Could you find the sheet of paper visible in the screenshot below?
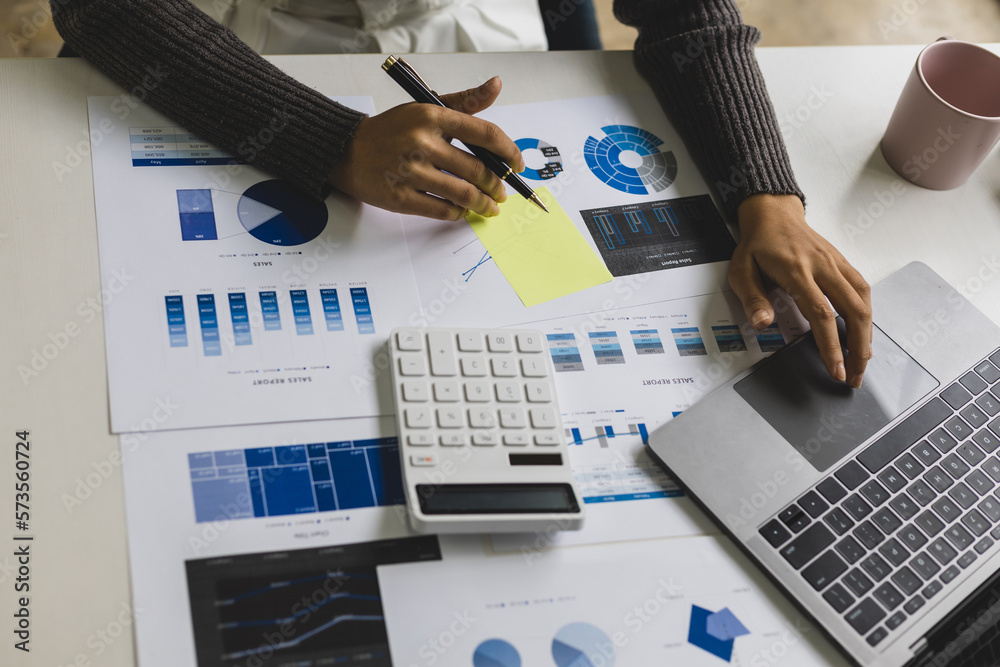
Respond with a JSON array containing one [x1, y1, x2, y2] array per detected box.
[[120, 416, 441, 667], [403, 93, 736, 329], [87, 96, 422, 432], [467, 186, 613, 306], [378, 536, 849, 666]]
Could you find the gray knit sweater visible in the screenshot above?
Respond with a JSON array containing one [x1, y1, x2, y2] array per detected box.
[[50, 0, 804, 218]]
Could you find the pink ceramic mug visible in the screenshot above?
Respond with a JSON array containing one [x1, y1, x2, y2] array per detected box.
[[881, 39, 1000, 189]]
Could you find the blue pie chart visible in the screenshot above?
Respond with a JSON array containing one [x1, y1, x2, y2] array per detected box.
[[237, 179, 328, 246], [551, 622, 615, 667], [472, 639, 521, 667], [583, 125, 677, 195]]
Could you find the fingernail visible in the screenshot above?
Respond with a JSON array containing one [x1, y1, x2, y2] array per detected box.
[[850, 373, 863, 389], [750, 310, 770, 328], [835, 362, 846, 382], [497, 190, 507, 203], [489, 203, 500, 217]]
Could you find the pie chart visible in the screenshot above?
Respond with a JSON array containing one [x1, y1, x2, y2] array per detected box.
[[472, 638, 521, 667], [237, 179, 328, 246], [583, 125, 677, 195], [551, 622, 615, 667]]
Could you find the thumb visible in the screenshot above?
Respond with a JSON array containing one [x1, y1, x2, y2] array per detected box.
[[439, 76, 502, 115], [728, 251, 774, 330]]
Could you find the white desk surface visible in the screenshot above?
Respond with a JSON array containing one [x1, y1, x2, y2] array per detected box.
[[3, 45, 1000, 666]]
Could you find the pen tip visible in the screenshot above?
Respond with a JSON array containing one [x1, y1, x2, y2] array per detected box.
[[530, 193, 549, 213]]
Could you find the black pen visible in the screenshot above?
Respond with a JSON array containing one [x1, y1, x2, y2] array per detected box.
[[382, 55, 548, 214]]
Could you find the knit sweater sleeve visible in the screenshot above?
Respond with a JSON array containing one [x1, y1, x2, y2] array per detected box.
[[50, 0, 366, 200], [613, 0, 804, 219]]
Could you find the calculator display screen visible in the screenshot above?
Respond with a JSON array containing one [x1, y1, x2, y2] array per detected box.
[[416, 483, 581, 515]]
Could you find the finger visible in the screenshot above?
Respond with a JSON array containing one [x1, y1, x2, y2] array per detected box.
[[390, 187, 468, 221], [433, 143, 508, 203], [818, 262, 873, 388], [439, 76, 502, 115], [792, 282, 846, 383], [438, 109, 525, 173], [407, 164, 500, 218], [728, 249, 774, 329]]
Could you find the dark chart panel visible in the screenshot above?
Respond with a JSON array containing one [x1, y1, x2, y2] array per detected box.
[[581, 195, 735, 277], [186, 536, 441, 667]]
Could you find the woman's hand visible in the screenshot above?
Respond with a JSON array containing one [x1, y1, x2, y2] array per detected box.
[[328, 76, 523, 221], [729, 194, 873, 388]]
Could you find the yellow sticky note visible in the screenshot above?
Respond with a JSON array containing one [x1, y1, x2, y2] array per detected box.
[[467, 187, 613, 307]]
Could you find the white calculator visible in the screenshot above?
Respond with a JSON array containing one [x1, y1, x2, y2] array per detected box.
[[388, 327, 585, 534]]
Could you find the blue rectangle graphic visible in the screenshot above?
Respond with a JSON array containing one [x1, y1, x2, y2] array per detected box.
[[227, 293, 252, 346], [350, 287, 375, 335], [320, 288, 344, 332], [289, 290, 313, 336], [165, 295, 188, 347], [196, 294, 222, 356]]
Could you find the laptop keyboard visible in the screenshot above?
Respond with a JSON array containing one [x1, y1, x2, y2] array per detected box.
[[759, 349, 1000, 649]]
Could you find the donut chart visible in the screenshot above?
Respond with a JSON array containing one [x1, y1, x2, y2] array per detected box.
[[583, 125, 677, 195], [237, 179, 328, 246], [551, 622, 615, 667], [473, 639, 521, 667], [514, 137, 563, 181]]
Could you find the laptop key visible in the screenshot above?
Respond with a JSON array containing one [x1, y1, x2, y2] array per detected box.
[[844, 494, 874, 521], [823, 507, 855, 535], [843, 568, 875, 596], [779, 505, 811, 533], [975, 537, 994, 554], [976, 395, 1000, 419], [944, 524, 974, 550], [923, 580, 944, 599], [858, 398, 951, 473], [966, 470, 994, 496], [860, 480, 890, 507], [973, 428, 1000, 453], [942, 383, 974, 410], [904, 596, 926, 614], [915, 510, 945, 537], [891, 566, 923, 596], [957, 441, 986, 467], [940, 565, 960, 583], [976, 360, 1000, 384], [978, 497, 1000, 522], [846, 598, 886, 635], [861, 553, 892, 581], [873, 507, 902, 535], [854, 521, 885, 549], [802, 551, 848, 591], [924, 466, 954, 493], [886, 611, 907, 630], [780, 523, 836, 569], [990, 416, 1000, 439], [890, 494, 919, 520], [929, 538, 959, 565], [989, 350, 1000, 372], [823, 583, 855, 613], [961, 404, 989, 430], [930, 496, 962, 523], [958, 551, 977, 569], [817, 477, 848, 504], [836, 461, 870, 490], [898, 523, 929, 551], [945, 415, 974, 441], [879, 467, 908, 493], [984, 456, 1000, 481], [874, 582, 905, 610], [961, 371, 989, 395], [941, 454, 970, 480], [879, 538, 909, 567], [797, 490, 829, 518], [835, 535, 865, 564], [907, 479, 936, 506], [928, 428, 958, 454], [950, 482, 977, 509], [910, 552, 941, 580], [759, 519, 792, 548], [992, 525, 1000, 540], [897, 453, 925, 479], [961, 509, 990, 537], [912, 440, 942, 465], [866, 626, 889, 647]]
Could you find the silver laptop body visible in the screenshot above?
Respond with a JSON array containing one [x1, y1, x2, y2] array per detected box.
[[650, 261, 1000, 667]]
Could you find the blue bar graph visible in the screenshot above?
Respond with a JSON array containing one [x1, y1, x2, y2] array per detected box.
[[228, 293, 252, 346], [177, 189, 218, 241], [653, 206, 679, 236], [188, 437, 404, 523], [196, 294, 222, 356], [259, 291, 281, 331], [320, 288, 344, 332], [589, 331, 625, 365], [289, 290, 313, 336], [547, 333, 584, 372], [630, 329, 664, 355], [671, 327, 707, 357], [756, 325, 785, 353], [350, 287, 375, 335], [712, 324, 747, 352], [165, 295, 188, 347]]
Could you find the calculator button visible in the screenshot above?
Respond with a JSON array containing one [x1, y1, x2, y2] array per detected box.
[[396, 329, 423, 351], [427, 330, 458, 376], [407, 434, 434, 447], [487, 331, 514, 352], [521, 358, 548, 377], [495, 381, 522, 403], [503, 433, 529, 446], [529, 407, 558, 429], [440, 434, 466, 447], [469, 407, 497, 429], [401, 380, 429, 402], [516, 332, 544, 353], [499, 407, 528, 428], [433, 381, 460, 402], [491, 357, 518, 377], [457, 331, 484, 352], [404, 407, 432, 428], [436, 408, 463, 428], [410, 454, 436, 467], [525, 381, 553, 403], [460, 357, 488, 376], [464, 382, 490, 402], [471, 431, 498, 446], [535, 433, 561, 446], [399, 355, 427, 376]]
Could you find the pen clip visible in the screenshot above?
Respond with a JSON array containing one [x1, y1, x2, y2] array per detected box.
[[394, 57, 436, 96]]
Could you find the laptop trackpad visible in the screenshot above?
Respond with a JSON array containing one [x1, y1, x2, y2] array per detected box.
[[734, 323, 939, 473]]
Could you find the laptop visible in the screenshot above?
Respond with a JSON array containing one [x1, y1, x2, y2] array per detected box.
[[649, 261, 1000, 667]]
